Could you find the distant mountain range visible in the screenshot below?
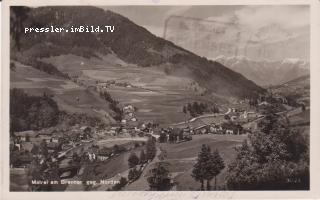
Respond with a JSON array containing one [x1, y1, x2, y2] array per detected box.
[[212, 56, 309, 87], [11, 6, 265, 99], [165, 16, 309, 62]]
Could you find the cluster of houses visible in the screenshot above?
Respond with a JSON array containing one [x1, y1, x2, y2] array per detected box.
[[10, 125, 94, 168], [96, 80, 134, 91], [97, 120, 158, 138], [121, 104, 138, 123], [192, 122, 245, 135], [224, 107, 260, 124]]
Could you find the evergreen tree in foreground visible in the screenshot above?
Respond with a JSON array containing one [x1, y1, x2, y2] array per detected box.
[[147, 162, 172, 191], [192, 144, 210, 190], [209, 149, 225, 190], [192, 145, 225, 190]]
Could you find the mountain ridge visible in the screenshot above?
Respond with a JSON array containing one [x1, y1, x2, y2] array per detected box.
[[11, 6, 265, 99]]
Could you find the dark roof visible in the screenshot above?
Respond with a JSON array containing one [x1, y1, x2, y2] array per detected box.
[[14, 130, 38, 138]]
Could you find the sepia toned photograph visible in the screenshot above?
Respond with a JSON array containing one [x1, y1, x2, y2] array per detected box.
[[8, 4, 310, 192]]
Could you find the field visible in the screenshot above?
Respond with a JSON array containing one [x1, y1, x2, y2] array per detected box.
[[42, 54, 226, 125], [159, 134, 246, 190], [10, 61, 115, 124]]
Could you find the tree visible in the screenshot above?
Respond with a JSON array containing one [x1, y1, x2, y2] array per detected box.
[[147, 162, 172, 191], [112, 177, 128, 191], [183, 105, 187, 114], [178, 130, 184, 141], [209, 149, 225, 190], [128, 152, 139, 168], [39, 139, 48, 158], [224, 115, 230, 120], [225, 113, 309, 190], [72, 152, 81, 164], [139, 150, 146, 164], [191, 144, 211, 190], [146, 137, 157, 161], [168, 131, 175, 143], [158, 131, 168, 143], [128, 167, 140, 181]]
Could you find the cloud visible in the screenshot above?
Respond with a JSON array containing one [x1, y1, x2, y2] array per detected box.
[[234, 5, 309, 31], [206, 5, 309, 32], [203, 5, 309, 45]]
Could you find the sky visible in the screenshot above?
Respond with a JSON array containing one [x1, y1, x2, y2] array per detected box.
[[101, 5, 310, 61], [102, 5, 309, 38]]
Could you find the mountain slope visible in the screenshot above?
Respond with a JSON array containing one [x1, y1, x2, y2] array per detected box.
[[270, 74, 310, 107], [11, 6, 265, 99]]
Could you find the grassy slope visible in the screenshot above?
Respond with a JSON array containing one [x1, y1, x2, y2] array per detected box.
[[10, 61, 115, 124], [159, 134, 246, 190]]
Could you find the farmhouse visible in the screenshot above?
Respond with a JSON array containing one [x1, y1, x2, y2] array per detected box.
[[14, 130, 38, 142], [209, 124, 223, 133], [193, 125, 209, 135], [225, 129, 234, 134]]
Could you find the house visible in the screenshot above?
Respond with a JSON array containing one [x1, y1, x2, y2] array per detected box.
[[20, 142, 34, 153], [241, 111, 258, 119], [123, 105, 134, 114], [51, 137, 60, 143], [225, 129, 234, 134], [193, 125, 209, 135], [108, 127, 120, 135], [14, 130, 38, 142], [38, 135, 52, 143], [131, 117, 137, 122], [97, 155, 109, 161], [87, 152, 96, 161], [259, 101, 270, 106], [47, 142, 60, 151], [209, 124, 223, 133]]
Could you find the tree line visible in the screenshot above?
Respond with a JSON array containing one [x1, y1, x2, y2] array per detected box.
[[99, 90, 123, 121], [183, 101, 219, 118], [10, 88, 104, 134]]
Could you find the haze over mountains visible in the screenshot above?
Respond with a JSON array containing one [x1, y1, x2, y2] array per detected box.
[[12, 6, 265, 99], [213, 56, 309, 86], [161, 6, 309, 62]]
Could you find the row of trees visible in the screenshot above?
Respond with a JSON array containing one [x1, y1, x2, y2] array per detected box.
[[192, 145, 225, 190], [128, 150, 147, 168], [158, 128, 185, 143], [128, 138, 156, 167], [99, 90, 123, 121], [183, 102, 219, 117]]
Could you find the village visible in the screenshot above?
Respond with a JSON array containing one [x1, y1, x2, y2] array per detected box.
[[10, 87, 291, 187], [10, 66, 309, 191]]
